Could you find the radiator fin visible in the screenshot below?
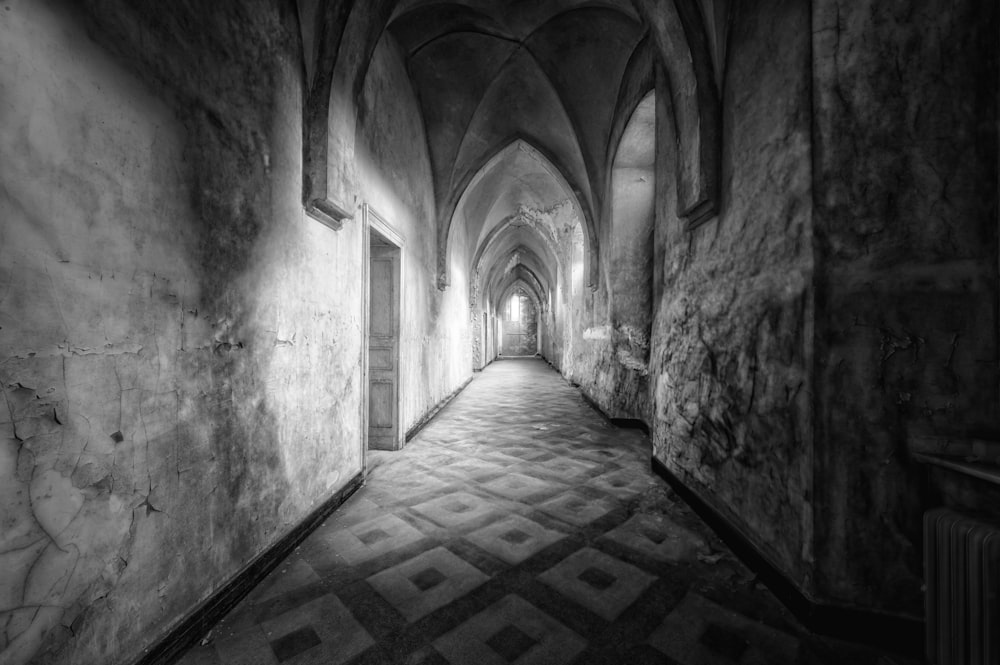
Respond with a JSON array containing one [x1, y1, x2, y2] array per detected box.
[[925, 508, 1000, 665]]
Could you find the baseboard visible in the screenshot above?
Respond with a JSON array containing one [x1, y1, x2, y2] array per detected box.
[[404, 375, 473, 442], [649, 456, 924, 659], [609, 417, 649, 434], [132, 472, 364, 665], [577, 387, 650, 434]]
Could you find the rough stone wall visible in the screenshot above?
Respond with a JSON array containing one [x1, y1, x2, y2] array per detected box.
[[649, 0, 815, 590], [0, 2, 470, 664], [354, 32, 472, 432], [811, 0, 999, 614], [555, 200, 652, 421]]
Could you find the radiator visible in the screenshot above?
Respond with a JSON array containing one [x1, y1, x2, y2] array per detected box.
[[925, 508, 1000, 665]]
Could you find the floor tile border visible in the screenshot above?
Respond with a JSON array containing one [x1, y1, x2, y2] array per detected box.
[[132, 472, 365, 665]]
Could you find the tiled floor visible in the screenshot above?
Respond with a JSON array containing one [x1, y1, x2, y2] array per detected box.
[[177, 359, 907, 665]]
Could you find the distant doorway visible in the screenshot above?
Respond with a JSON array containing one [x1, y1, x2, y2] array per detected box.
[[501, 288, 537, 356], [365, 206, 403, 451]]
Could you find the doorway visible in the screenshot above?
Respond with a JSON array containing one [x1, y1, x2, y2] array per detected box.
[[365, 205, 403, 451], [501, 288, 538, 356]]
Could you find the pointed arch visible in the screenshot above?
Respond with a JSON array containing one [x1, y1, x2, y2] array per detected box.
[[607, 90, 655, 360], [482, 248, 552, 311], [440, 138, 597, 291], [496, 276, 544, 319], [471, 222, 559, 306], [631, 0, 721, 226]]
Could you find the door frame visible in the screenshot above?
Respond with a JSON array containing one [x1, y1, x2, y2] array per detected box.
[[361, 203, 405, 471]]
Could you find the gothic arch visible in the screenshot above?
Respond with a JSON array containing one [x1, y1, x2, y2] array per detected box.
[[442, 138, 596, 290]]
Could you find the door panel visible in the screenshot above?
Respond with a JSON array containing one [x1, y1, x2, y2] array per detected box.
[[368, 245, 400, 450], [369, 381, 394, 429], [369, 348, 393, 370]]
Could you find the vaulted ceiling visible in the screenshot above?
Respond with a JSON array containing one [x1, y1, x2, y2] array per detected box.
[[302, 0, 724, 303], [386, 1, 648, 298]]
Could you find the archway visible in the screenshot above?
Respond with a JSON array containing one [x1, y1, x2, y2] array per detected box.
[[443, 139, 595, 291], [499, 285, 540, 357], [608, 90, 655, 369]]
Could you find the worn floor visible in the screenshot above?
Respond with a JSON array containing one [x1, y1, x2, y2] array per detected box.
[[177, 359, 904, 665]]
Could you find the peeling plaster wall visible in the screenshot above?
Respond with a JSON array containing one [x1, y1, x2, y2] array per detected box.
[[811, 0, 999, 614], [0, 2, 370, 663], [354, 32, 472, 435], [648, 0, 815, 595]]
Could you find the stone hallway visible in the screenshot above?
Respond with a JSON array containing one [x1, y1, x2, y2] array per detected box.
[[175, 359, 905, 665]]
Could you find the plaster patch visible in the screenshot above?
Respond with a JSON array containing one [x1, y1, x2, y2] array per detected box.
[[29, 470, 84, 544], [583, 326, 610, 340]]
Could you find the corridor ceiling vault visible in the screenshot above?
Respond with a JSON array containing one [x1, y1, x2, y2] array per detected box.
[[299, 0, 726, 290]]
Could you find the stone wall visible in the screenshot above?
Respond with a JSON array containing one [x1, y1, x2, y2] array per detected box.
[[648, 0, 815, 592], [811, 0, 999, 613], [0, 2, 470, 664], [553, 197, 653, 421], [643, 0, 997, 620]]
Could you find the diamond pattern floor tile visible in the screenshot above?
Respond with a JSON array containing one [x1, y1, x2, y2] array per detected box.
[[601, 513, 710, 563], [260, 593, 373, 665], [411, 491, 504, 529], [648, 592, 800, 665], [465, 513, 565, 565], [366, 546, 489, 622], [538, 547, 657, 621], [319, 513, 426, 565], [536, 489, 616, 526], [433, 594, 586, 665], [177, 359, 908, 665], [480, 472, 566, 502]]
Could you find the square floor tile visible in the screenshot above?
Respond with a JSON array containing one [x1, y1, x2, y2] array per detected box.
[[318, 513, 426, 565], [536, 490, 615, 526], [498, 447, 552, 462], [587, 470, 656, 498], [317, 496, 384, 533], [269, 626, 321, 662], [601, 513, 709, 563], [482, 451, 529, 466], [366, 473, 451, 501], [410, 566, 449, 590], [215, 627, 279, 665], [534, 457, 601, 481], [647, 592, 799, 665], [441, 459, 508, 478], [575, 447, 630, 464], [433, 594, 586, 665], [250, 558, 321, 603], [538, 547, 656, 621], [412, 491, 503, 529], [480, 473, 563, 501], [259, 593, 374, 665], [465, 514, 565, 565], [366, 546, 489, 622], [485, 624, 537, 660]]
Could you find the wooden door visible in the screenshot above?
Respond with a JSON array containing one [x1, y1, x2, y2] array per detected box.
[[368, 240, 400, 450]]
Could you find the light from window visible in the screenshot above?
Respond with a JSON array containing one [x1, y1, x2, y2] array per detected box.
[[508, 292, 521, 322]]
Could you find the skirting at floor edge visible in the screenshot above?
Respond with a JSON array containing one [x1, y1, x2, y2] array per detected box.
[[405, 376, 474, 443], [131, 472, 365, 665], [649, 456, 924, 660]]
